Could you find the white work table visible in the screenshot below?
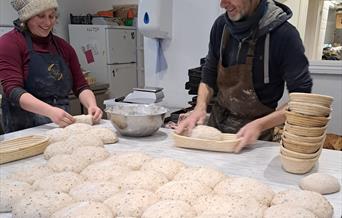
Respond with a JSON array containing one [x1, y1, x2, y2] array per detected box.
[[0, 120, 341, 218]]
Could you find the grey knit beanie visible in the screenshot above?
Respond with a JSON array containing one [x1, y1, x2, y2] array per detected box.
[[11, 0, 58, 21]]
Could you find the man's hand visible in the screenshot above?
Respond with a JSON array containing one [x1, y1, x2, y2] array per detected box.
[[87, 106, 103, 123], [175, 109, 207, 135], [48, 107, 75, 127], [235, 120, 264, 153]]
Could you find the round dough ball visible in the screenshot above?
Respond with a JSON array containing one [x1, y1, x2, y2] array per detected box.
[[193, 194, 265, 217], [65, 133, 104, 148], [74, 114, 93, 125], [271, 189, 333, 218], [299, 173, 340, 194], [264, 204, 317, 218], [104, 189, 159, 217], [12, 191, 74, 218], [214, 177, 274, 206], [80, 159, 131, 182], [72, 146, 110, 164], [51, 201, 113, 218], [156, 180, 211, 205], [89, 127, 118, 144], [120, 170, 168, 191], [69, 181, 120, 202], [6, 164, 53, 185], [174, 167, 226, 188], [65, 123, 92, 134], [190, 125, 222, 141], [45, 128, 70, 143], [108, 152, 152, 170], [142, 200, 196, 218], [0, 179, 33, 212], [44, 141, 80, 159], [47, 154, 90, 173], [33, 171, 86, 193], [141, 157, 186, 180]]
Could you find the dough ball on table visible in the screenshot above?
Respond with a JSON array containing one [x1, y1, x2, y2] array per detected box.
[[80, 159, 131, 182], [141, 157, 186, 180], [120, 170, 168, 191], [74, 114, 93, 125], [174, 167, 226, 188], [108, 152, 152, 170], [89, 127, 118, 144], [51, 201, 113, 218], [69, 181, 120, 202], [44, 141, 80, 160], [65, 133, 104, 148], [45, 127, 70, 143], [264, 204, 317, 218], [0, 179, 33, 212], [72, 146, 110, 164], [299, 173, 340, 194], [33, 171, 86, 193], [12, 190, 74, 218], [104, 189, 159, 217], [156, 180, 211, 205], [213, 177, 274, 206], [65, 123, 92, 134], [142, 200, 197, 218], [6, 164, 53, 185], [47, 154, 90, 173], [271, 189, 333, 218], [193, 194, 265, 217], [190, 125, 222, 141], [195, 214, 231, 218]]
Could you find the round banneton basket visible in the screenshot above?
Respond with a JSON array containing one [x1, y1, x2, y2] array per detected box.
[[285, 110, 330, 127], [280, 153, 319, 174], [284, 121, 327, 137], [282, 129, 325, 144], [289, 92, 333, 108], [288, 102, 331, 117], [280, 143, 322, 159], [281, 136, 322, 154]]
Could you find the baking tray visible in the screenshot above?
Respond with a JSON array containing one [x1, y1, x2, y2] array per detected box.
[[172, 132, 240, 152]]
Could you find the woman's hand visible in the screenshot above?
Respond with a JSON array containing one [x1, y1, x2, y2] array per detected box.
[[48, 107, 75, 127], [175, 109, 207, 135], [87, 106, 103, 123], [235, 120, 264, 153]]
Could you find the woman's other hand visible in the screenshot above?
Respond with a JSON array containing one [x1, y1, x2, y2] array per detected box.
[[48, 107, 75, 127], [87, 106, 103, 123]]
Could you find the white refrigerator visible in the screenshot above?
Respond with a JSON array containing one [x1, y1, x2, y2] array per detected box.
[[68, 24, 137, 98]]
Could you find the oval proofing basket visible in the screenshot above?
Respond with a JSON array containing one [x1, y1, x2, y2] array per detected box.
[[172, 132, 240, 152], [0, 135, 50, 164]]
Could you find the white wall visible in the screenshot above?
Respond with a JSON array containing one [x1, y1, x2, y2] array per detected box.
[[144, 0, 221, 108]]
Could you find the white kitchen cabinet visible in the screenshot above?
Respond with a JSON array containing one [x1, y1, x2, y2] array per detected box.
[[108, 64, 138, 98]]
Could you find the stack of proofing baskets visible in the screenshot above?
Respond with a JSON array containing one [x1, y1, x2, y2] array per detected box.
[[280, 92, 334, 174]]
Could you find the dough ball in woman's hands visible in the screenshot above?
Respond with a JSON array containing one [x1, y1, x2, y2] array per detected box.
[[73, 114, 93, 125], [190, 125, 222, 141]]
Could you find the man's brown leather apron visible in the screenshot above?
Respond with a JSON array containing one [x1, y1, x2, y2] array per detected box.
[[208, 25, 275, 141]]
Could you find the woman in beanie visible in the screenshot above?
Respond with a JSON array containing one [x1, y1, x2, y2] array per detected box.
[[0, 0, 103, 133]]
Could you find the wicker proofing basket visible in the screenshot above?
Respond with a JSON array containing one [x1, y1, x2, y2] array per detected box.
[[285, 110, 330, 127], [288, 101, 331, 117], [280, 153, 319, 174], [281, 135, 322, 154], [280, 142, 322, 159], [289, 92, 333, 108], [0, 135, 50, 164], [284, 121, 327, 137], [282, 129, 326, 144]]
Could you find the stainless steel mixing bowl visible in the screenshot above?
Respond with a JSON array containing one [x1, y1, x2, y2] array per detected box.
[[106, 103, 167, 137]]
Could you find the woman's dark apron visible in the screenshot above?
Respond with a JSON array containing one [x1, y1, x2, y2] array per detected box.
[[208, 25, 275, 141], [2, 32, 72, 133]]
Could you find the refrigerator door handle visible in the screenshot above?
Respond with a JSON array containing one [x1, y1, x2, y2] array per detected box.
[[112, 69, 116, 77]]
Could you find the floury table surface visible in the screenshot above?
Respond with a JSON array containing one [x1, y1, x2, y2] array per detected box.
[[0, 120, 341, 218]]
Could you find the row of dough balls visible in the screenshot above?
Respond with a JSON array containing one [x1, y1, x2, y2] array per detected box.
[[1, 152, 334, 218], [44, 123, 118, 160]]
